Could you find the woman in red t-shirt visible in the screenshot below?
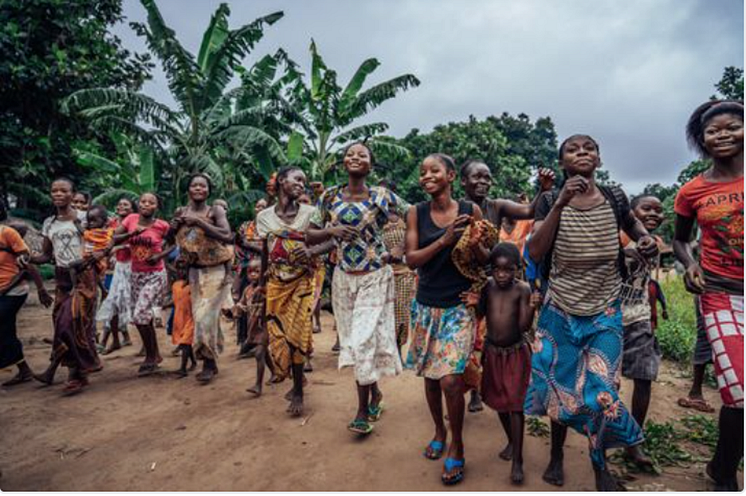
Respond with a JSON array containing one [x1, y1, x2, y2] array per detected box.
[[674, 100, 744, 491], [113, 193, 173, 376], [97, 197, 136, 353]]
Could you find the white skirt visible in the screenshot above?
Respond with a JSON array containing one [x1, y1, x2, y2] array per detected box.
[[96, 261, 133, 328], [332, 265, 402, 385]]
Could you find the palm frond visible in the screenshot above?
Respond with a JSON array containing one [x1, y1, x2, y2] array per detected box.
[[330, 122, 389, 148], [92, 189, 140, 208], [217, 125, 287, 165], [348, 74, 420, 122], [201, 11, 284, 110], [134, 0, 202, 116], [197, 3, 230, 72], [337, 58, 380, 118]]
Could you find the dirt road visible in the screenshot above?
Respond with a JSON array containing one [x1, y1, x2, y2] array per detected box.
[[0, 292, 732, 491]]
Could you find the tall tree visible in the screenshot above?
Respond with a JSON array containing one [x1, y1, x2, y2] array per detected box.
[[0, 0, 152, 217], [281, 40, 420, 183], [63, 0, 287, 213]]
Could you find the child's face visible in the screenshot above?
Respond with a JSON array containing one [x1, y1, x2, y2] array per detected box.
[[72, 193, 89, 211], [116, 199, 134, 218], [247, 263, 261, 283], [87, 210, 106, 229], [419, 157, 454, 196], [491, 256, 518, 288], [633, 197, 664, 232], [138, 194, 158, 217]]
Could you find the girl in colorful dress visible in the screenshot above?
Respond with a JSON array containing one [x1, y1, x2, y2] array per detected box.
[[97, 197, 136, 354], [113, 192, 171, 377], [307, 142, 405, 436], [525, 134, 657, 490], [171, 174, 234, 383], [257, 166, 323, 415], [674, 100, 743, 491], [405, 153, 484, 485]]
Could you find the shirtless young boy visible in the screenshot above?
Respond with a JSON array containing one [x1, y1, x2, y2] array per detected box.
[[464, 242, 539, 485]]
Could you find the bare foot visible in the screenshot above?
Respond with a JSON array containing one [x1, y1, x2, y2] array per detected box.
[[102, 343, 121, 355], [511, 460, 524, 485], [594, 466, 621, 491], [172, 369, 188, 379], [499, 443, 513, 461], [468, 392, 484, 413], [247, 384, 262, 397], [2, 370, 34, 387], [287, 394, 304, 417], [625, 445, 655, 472], [542, 455, 564, 486]]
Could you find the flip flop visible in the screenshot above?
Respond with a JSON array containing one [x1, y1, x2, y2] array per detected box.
[[347, 418, 374, 435], [137, 363, 159, 377], [424, 440, 445, 460], [367, 401, 385, 422], [677, 397, 716, 413], [442, 457, 465, 485], [2, 374, 33, 387]]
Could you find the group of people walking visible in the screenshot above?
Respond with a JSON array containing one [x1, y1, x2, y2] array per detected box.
[[0, 99, 742, 490]]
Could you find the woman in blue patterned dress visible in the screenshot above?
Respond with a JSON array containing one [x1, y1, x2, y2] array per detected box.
[[307, 142, 406, 436], [526, 134, 658, 490]]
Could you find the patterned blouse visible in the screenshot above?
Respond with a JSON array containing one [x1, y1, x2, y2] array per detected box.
[[310, 185, 409, 273]]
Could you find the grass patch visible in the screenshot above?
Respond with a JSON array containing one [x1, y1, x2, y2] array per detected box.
[[656, 277, 697, 363]]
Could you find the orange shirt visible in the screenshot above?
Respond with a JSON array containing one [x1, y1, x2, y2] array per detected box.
[[499, 219, 533, 255], [171, 280, 194, 346], [674, 174, 743, 280], [0, 226, 29, 291]]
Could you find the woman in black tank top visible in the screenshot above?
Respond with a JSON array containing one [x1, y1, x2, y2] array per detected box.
[[404, 153, 483, 486]]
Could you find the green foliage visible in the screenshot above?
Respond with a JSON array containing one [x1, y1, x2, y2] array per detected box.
[[656, 277, 697, 363], [526, 416, 550, 438], [280, 40, 421, 183], [680, 414, 718, 451], [63, 0, 287, 215], [712, 66, 744, 101], [0, 0, 152, 218], [640, 420, 693, 469], [375, 113, 559, 203]]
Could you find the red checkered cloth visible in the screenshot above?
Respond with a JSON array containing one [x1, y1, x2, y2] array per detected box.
[[701, 293, 744, 408]]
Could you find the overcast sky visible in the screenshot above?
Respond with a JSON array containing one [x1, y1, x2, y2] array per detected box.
[[115, 0, 744, 194]]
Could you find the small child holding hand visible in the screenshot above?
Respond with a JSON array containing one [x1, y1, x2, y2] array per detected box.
[[464, 242, 540, 486]]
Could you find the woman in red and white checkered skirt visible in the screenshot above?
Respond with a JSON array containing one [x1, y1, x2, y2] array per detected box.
[[673, 99, 744, 491]]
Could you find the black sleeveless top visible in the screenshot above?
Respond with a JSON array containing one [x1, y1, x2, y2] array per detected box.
[[415, 200, 474, 308]]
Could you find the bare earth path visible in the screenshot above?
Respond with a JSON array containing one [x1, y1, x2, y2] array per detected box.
[[0, 292, 734, 491]]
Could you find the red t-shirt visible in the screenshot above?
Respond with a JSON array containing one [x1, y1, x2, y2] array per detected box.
[[108, 217, 131, 263], [121, 214, 169, 272], [674, 174, 744, 280]]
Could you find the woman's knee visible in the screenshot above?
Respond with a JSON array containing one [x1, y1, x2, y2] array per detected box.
[[440, 375, 464, 396]]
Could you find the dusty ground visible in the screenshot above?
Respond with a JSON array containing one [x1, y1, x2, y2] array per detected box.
[[0, 291, 736, 491]]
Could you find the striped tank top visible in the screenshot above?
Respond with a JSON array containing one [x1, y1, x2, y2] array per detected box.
[[548, 200, 621, 316]]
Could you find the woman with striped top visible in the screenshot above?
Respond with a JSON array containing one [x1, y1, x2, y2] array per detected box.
[[525, 134, 658, 491]]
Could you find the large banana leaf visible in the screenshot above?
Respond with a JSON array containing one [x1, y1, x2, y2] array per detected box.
[[337, 58, 380, 118], [197, 3, 230, 73], [201, 11, 283, 111], [287, 131, 304, 162], [138, 147, 156, 192], [330, 122, 389, 148], [348, 74, 421, 122], [136, 0, 202, 117]]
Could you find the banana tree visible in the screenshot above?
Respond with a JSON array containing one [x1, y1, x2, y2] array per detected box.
[[282, 40, 421, 183], [62, 0, 288, 208]]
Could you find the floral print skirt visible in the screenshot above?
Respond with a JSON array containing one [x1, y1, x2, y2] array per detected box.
[[405, 301, 475, 380], [524, 299, 643, 469]]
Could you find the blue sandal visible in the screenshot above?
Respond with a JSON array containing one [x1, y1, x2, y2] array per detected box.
[[367, 401, 385, 422], [424, 440, 445, 460], [442, 457, 465, 485]]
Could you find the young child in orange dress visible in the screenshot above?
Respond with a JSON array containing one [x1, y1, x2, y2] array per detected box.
[[82, 205, 114, 278], [171, 257, 197, 377]]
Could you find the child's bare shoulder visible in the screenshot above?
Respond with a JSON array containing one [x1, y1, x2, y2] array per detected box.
[[515, 280, 531, 295]]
